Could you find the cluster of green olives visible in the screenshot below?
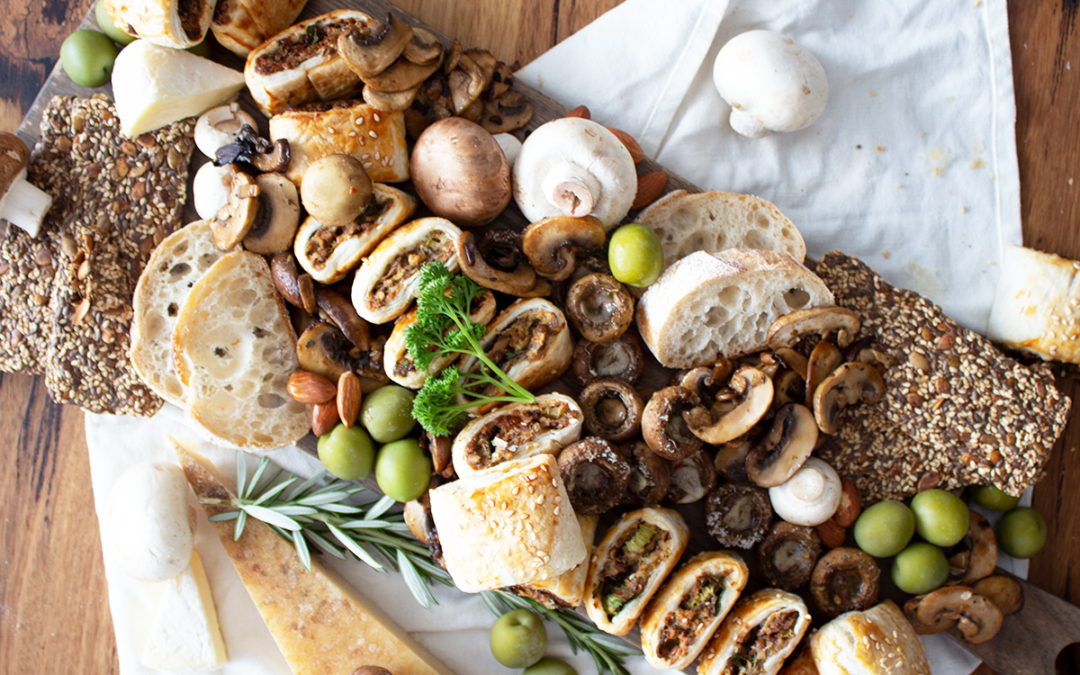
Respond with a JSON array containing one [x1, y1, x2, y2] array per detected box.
[[853, 486, 1047, 596], [489, 609, 577, 675], [316, 385, 432, 503]]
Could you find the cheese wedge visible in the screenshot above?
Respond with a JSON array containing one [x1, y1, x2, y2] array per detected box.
[[174, 439, 456, 675], [141, 550, 227, 672], [112, 40, 245, 137]]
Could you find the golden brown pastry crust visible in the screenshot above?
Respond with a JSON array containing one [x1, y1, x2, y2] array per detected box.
[[698, 589, 811, 675], [105, 0, 214, 48], [810, 601, 930, 675], [211, 0, 309, 56], [522, 514, 599, 608]]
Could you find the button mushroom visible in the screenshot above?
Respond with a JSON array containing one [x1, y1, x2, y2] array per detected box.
[[579, 379, 644, 442], [210, 170, 260, 249], [242, 172, 301, 254], [703, 483, 773, 549], [812, 362, 885, 435], [768, 457, 842, 527], [684, 366, 774, 445], [757, 521, 822, 591], [766, 306, 861, 350], [619, 440, 671, 508], [493, 133, 523, 170], [948, 510, 998, 586], [194, 103, 260, 157], [193, 162, 235, 221], [557, 437, 631, 515], [642, 386, 703, 461], [912, 586, 1004, 644], [521, 215, 607, 281], [809, 547, 880, 618], [455, 229, 540, 296], [745, 403, 818, 488], [336, 14, 413, 80], [300, 154, 374, 228], [666, 448, 717, 504], [512, 117, 637, 230], [566, 273, 634, 343], [0, 132, 52, 237], [712, 31, 828, 139], [571, 332, 644, 388]]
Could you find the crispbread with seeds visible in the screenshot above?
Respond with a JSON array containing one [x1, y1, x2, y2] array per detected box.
[[815, 251, 1071, 498]]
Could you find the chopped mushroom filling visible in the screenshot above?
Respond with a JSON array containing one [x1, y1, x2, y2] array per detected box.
[[655, 575, 725, 660], [177, 0, 204, 40], [466, 401, 576, 470], [598, 523, 672, 618], [254, 18, 368, 75], [486, 310, 559, 373], [305, 198, 392, 268], [369, 232, 454, 309], [723, 610, 799, 675]]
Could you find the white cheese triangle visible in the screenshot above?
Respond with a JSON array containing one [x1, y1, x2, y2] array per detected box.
[[141, 550, 227, 673], [112, 41, 245, 137]]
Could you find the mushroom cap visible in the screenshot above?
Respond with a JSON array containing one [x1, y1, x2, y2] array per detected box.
[[712, 30, 828, 138], [512, 117, 636, 230], [337, 14, 414, 80], [107, 462, 194, 582], [521, 215, 607, 281], [767, 306, 861, 350], [769, 457, 842, 526], [193, 162, 235, 221], [745, 402, 818, 488], [685, 365, 774, 445], [0, 132, 30, 196], [243, 172, 301, 254], [194, 104, 259, 158], [914, 586, 1004, 644], [300, 154, 373, 227]]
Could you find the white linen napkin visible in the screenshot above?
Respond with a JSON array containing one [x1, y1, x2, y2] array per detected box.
[[85, 0, 1028, 673]]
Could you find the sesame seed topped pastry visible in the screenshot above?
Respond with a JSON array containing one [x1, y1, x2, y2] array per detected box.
[[810, 600, 931, 675]]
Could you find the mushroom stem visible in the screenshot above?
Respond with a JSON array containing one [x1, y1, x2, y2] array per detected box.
[[728, 109, 770, 139], [541, 163, 599, 217], [0, 169, 52, 237]]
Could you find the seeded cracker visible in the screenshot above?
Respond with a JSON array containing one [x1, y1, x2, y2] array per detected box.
[[815, 251, 1071, 499]]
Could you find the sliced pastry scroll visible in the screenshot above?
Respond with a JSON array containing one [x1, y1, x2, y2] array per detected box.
[[105, 0, 215, 48], [698, 589, 811, 675], [515, 514, 599, 609]]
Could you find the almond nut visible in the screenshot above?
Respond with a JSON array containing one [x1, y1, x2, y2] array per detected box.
[[815, 518, 847, 549], [287, 371, 336, 404], [337, 372, 362, 428], [833, 477, 862, 527], [565, 105, 590, 119], [608, 127, 644, 163], [311, 401, 339, 437], [632, 171, 667, 210]]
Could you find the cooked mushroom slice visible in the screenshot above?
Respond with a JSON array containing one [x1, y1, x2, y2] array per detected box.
[[337, 14, 413, 80], [703, 484, 773, 549], [949, 510, 998, 585], [447, 52, 489, 114], [363, 83, 421, 112], [642, 386, 703, 461], [521, 215, 607, 281], [482, 90, 535, 134], [620, 440, 671, 508], [684, 366, 774, 445], [296, 322, 386, 388], [772, 347, 808, 379], [316, 288, 370, 351], [558, 437, 631, 515], [443, 39, 462, 73], [405, 72, 454, 138], [362, 52, 444, 93], [297, 273, 317, 314], [579, 379, 644, 442], [565, 273, 634, 343], [572, 332, 644, 388], [402, 27, 443, 65], [210, 170, 260, 250], [973, 576, 1023, 616], [774, 369, 806, 407], [804, 339, 842, 407], [768, 457, 842, 527], [809, 547, 880, 618], [271, 251, 304, 308], [242, 173, 301, 254], [812, 362, 886, 434], [757, 521, 822, 591], [456, 230, 539, 295], [488, 62, 514, 99], [714, 439, 753, 484], [745, 403, 818, 488], [766, 306, 862, 350], [914, 586, 1004, 644], [666, 448, 717, 504], [420, 431, 454, 478]]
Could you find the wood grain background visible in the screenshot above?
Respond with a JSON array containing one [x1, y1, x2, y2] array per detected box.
[[0, 1, 1077, 674]]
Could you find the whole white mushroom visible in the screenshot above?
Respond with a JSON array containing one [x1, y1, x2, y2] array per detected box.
[[194, 103, 259, 158], [712, 30, 828, 138], [768, 457, 841, 526], [192, 162, 235, 220], [108, 462, 195, 582]]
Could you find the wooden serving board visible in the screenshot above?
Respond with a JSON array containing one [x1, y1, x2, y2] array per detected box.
[[14, 1, 1080, 673]]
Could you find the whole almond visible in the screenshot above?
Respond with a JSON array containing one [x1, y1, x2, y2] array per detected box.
[[337, 372, 362, 428], [566, 105, 590, 120], [631, 171, 667, 210], [288, 371, 336, 404], [815, 519, 847, 549], [833, 477, 863, 527], [608, 127, 644, 163], [311, 402, 339, 437]]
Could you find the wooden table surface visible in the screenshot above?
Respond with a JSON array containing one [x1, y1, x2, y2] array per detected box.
[[0, 1, 1077, 673]]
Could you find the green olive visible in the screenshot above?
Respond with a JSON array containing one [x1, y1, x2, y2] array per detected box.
[[525, 657, 577, 675], [891, 542, 949, 595], [360, 385, 416, 443], [996, 507, 1047, 559], [969, 485, 1021, 512], [186, 40, 211, 57], [95, 0, 137, 45], [910, 489, 969, 547], [853, 500, 915, 558], [317, 424, 376, 480], [489, 609, 547, 668], [374, 438, 431, 502], [607, 222, 664, 288], [60, 30, 119, 88]]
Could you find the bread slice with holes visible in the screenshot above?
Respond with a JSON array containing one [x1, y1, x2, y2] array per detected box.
[[636, 249, 834, 367], [172, 251, 309, 451], [130, 220, 234, 407], [639, 190, 806, 272]]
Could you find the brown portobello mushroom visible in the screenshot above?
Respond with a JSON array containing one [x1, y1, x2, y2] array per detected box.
[[757, 521, 822, 591], [521, 215, 607, 281], [565, 273, 634, 343], [703, 483, 773, 549], [684, 366, 773, 445], [557, 437, 631, 515], [809, 547, 880, 617], [642, 386, 703, 461], [744, 402, 818, 488], [571, 332, 644, 388], [665, 448, 717, 504], [619, 440, 671, 508], [579, 379, 644, 442], [912, 586, 1004, 644]]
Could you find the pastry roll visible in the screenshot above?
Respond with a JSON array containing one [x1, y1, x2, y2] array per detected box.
[[104, 0, 215, 48], [516, 515, 599, 609], [245, 10, 377, 115], [584, 507, 690, 636], [211, 0, 309, 57], [698, 589, 811, 675], [269, 100, 409, 187], [351, 217, 462, 324], [640, 551, 750, 671], [429, 454, 585, 593], [810, 601, 930, 675], [451, 394, 584, 477]]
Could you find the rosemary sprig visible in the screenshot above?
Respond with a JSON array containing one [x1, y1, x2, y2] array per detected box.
[[202, 454, 453, 608], [482, 591, 639, 675]]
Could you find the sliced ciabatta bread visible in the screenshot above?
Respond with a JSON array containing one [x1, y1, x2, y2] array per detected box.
[[172, 251, 309, 451], [639, 190, 806, 271], [636, 249, 833, 367], [130, 220, 233, 407]]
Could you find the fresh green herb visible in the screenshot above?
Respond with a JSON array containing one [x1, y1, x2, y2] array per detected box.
[[405, 262, 535, 435], [483, 591, 638, 675], [202, 454, 452, 608]]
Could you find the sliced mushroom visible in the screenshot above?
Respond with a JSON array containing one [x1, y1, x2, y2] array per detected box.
[[766, 307, 862, 350], [447, 52, 489, 114], [271, 252, 304, 308], [758, 521, 821, 591], [482, 90, 535, 134], [316, 288, 370, 351], [973, 576, 1023, 616], [642, 386, 703, 461], [772, 348, 808, 379], [402, 27, 443, 65], [949, 510, 998, 585], [297, 273, 317, 314], [363, 83, 421, 112], [521, 215, 607, 281], [768, 457, 843, 527], [809, 547, 880, 618], [774, 369, 806, 407], [666, 448, 717, 504], [745, 403, 818, 488], [579, 379, 644, 442], [405, 72, 453, 138], [337, 14, 413, 80], [456, 230, 539, 295], [557, 437, 631, 515], [210, 171, 259, 250], [296, 322, 386, 389], [804, 339, 842, 407], [362, 53, 444, 93], [619, 440, 671, 508], [572, 332, 644, 388], [714, 439, 753, 485], [566, 273, 634, 343], [812, 362, 886, 434], [242, 173, 301, 254], [419, 431, 454, 478], [914, 586, 1004, 644], [443, 39, 462, 73], [703, 483, 773, 549], [403, 477, 444, 567], [684, 366, 774, 445]]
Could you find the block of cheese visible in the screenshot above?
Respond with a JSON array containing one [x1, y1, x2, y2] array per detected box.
[[141, 550, 227, 672], [112, 40, 245, 137], [174, 439, 456, 675]]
